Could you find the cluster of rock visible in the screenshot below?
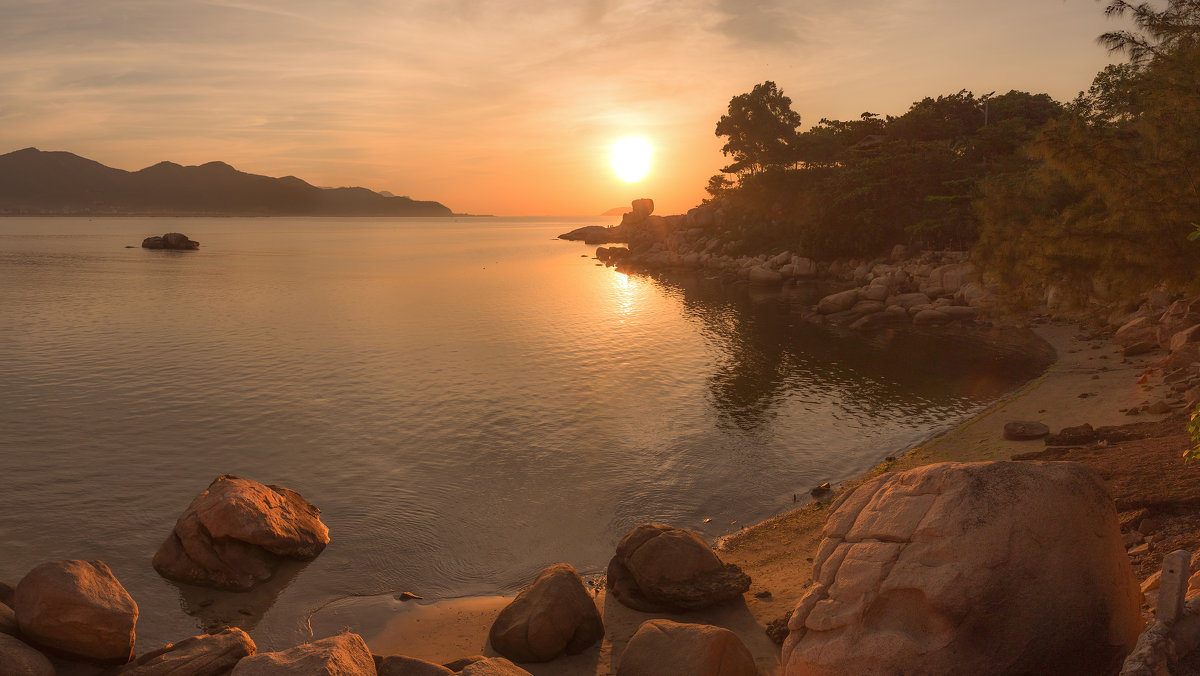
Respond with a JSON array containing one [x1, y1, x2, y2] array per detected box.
[[141, 232, 199, 249], [563, 201, 993, 332], [807, 252, 989, 329], [0, 475, 331, 674], [483, 523, 756, 675], [1111, 293, 1200, 413], [782, 461, 1142, 675]]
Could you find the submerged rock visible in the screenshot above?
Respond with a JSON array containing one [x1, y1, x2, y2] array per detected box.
[[606, 524, 750, 612], [488, 563, 603, 663], [782, 461, 1141, 676], [15, 559, 138, 663], [152, 475, 329, 591], [1003, 421, 1050, 441]]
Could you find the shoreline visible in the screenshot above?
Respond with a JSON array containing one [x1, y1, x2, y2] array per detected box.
[[322, 319, 1173, 674]]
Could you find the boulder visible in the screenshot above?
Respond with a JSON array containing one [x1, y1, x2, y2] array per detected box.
[[142, 233, 199, 250], [606, 524, 750, 612], [1124, 341, 1158, 357], [231, 633, 374, 675], [616, 619, 756, 676], [153, 475, 330, 591], [488, 563, 604, 663], [118, 628, 256, 675], [14, 559, 138, 663], [631, 198, 654, 220], [1046, 423, 1097, 446], [0, 634, 54, 676], [1, 601, 16, 636], [816, 290, 860, 315], [889, 292, 932, 310], [1169, 325, 1200, 352], [860, 284, 890, 302], [1003, 421, 1050, 441], [442, 656, 487, 671], [459, 658, 533, 675], [782, 461, 1141, 676], [375, 655, 454, 676], [0, 580, 14, 606], [849, 300, 885, 315], [912, 309, 952, 326], [1115, 317, 1159, 347], [793, 257, 818, 278], [747, 266, 782, 286]]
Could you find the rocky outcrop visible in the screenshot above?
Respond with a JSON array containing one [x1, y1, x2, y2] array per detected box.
[[606, 524, 750, 612], [142, 233, 200, 250], [152, 475, 330, 591], [488, 563, 603, 663], [231, 633, 374, 675], [14, 559, 138, 663], [118, 627, 256, 675], [782, 461, 1142, 676], [616, 619, 756, 676], [0, 634, 55, 676]]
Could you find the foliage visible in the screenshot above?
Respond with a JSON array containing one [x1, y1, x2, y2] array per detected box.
[[1188, 403, 1200, 463], [973, 0, 1200, 302], [714, 81, 803, 176], [709, 82, 1064, 258]]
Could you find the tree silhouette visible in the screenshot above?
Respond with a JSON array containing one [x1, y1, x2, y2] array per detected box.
[[714, 81, 802, 177]]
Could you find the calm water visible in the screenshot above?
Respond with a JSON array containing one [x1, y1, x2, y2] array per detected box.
[[0, 217, 1051, 650]]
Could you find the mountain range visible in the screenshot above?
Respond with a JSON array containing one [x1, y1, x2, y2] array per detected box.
[[0, 148, 453, 217]]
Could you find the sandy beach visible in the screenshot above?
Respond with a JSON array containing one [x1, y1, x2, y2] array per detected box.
[[325, 320, 1186, 675]]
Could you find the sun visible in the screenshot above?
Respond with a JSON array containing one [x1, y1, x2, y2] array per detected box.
[[610, 136, 652, 183]]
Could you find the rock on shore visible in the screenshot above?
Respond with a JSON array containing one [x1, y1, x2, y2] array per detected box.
[[488, 563, 603, 663], [782, 461, 1142, 676], [15, 559, 138, 663], [606, 523, 750, 612]]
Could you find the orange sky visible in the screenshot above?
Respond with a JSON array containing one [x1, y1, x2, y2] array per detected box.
[[1, 1, 1128, 216]]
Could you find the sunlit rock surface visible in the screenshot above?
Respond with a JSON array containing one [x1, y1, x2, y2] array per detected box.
[[783, 461, 1142, 676], [15, 559, 138, 663], [152, 475, 329, 591]]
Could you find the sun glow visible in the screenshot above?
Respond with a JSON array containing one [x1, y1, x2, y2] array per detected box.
[[610, 136, 652, 183]]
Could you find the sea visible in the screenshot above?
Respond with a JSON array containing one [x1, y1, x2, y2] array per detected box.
[[0, 216, 1052, 650]]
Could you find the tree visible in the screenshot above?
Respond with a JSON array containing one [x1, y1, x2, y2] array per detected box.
[[714, 81, 802, 177]]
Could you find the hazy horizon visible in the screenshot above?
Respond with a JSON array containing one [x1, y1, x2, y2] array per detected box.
[[2, 0, 1130, 216]]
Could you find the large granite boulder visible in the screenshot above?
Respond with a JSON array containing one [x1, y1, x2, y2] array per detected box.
[[231, 633, 374, 675], [142, 233, 200, 250], [14, 559, 138, 663], [783, 461, 1142, 676], [0, 634, 55, 676], [616, 619, 756, 676], [816, 289, 860, 315], [488, 563, 603, 663], [153, 475, 330, 591], [606, 524, 750, 612], [118, 627, 256, 675]]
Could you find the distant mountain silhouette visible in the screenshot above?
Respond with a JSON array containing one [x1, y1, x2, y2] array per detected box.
[[601, 206, 629, 216], [0, 148, 454, 216]]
